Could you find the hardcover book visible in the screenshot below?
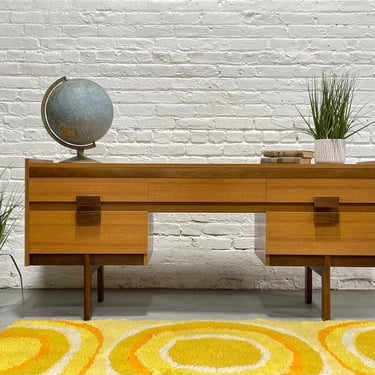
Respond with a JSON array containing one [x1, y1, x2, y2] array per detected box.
[[263, 150, 314, 158], [261, 156, 312, 164]]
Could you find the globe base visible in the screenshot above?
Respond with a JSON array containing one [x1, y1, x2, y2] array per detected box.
[[61, 148, 98, 163]]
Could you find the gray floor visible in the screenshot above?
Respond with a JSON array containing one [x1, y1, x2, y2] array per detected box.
[[1, 288, 374, 329]]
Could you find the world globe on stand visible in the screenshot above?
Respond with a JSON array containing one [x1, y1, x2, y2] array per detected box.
[[41, 77, 113, 162]]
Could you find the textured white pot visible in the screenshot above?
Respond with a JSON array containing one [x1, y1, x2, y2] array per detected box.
[[314, 139, 346, 164]]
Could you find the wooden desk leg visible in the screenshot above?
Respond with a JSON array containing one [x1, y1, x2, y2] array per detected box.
[[322, 256, 331, 321], [305, 267, 312, 304], [97, 265, 104, 303], [83, 255, 92, 321]]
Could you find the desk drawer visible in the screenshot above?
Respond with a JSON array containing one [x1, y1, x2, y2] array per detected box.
[[28, 178, 149, 202], [267, 179, 375, 203], [149, 178, 266, 202], [28, 211, 149, 256], [266, 211, 375, 256]]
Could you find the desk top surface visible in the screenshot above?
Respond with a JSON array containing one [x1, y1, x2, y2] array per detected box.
[[26, 158, 375, 179]]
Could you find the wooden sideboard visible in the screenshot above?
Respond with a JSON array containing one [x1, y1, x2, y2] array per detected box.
[[25, 159, 375, 320]]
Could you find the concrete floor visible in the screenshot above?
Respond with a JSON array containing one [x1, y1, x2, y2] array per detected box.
[[1, 288, 374, 329]]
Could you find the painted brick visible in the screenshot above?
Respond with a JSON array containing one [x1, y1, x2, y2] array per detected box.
[[1, 0, 374, 292]]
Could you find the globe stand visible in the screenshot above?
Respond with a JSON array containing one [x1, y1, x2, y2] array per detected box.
[[62, 146, 98, 163]]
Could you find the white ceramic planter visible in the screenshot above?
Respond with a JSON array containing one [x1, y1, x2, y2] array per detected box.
[[314, 139, 346, 164]]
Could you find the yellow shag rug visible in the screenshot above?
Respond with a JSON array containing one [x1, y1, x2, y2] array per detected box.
[[0, 319, 374, 375]]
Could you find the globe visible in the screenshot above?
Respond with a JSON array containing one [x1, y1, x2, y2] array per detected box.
[[41, 77, 113, 161]]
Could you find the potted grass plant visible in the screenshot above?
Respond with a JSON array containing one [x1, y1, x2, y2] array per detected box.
[[0, 168, 23, 303], [297, 71, 373, 163]]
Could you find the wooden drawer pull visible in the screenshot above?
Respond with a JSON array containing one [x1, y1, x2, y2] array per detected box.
[[313, 211, 339, 224], [313, 196, 339, 224], [76, 196, 101, 225]]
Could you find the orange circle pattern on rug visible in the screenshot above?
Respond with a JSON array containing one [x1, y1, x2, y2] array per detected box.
[[108, 321, 325, 375], [0, 320, 103, 375], [319, 320, 375, 375], [1, 319, 375, 374]]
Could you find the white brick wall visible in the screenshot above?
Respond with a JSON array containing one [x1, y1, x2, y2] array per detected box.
[[1, 0, 375, 290]]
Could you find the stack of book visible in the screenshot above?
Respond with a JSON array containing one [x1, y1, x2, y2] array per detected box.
[[260, 150, 314, 164]]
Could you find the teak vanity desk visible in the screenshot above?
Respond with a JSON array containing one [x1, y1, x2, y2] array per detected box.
[[25, 158, 375, 320]]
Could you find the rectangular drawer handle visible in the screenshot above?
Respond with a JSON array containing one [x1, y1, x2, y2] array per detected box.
[[76, 196, 101, 225], [313, 196, 339, 224]]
